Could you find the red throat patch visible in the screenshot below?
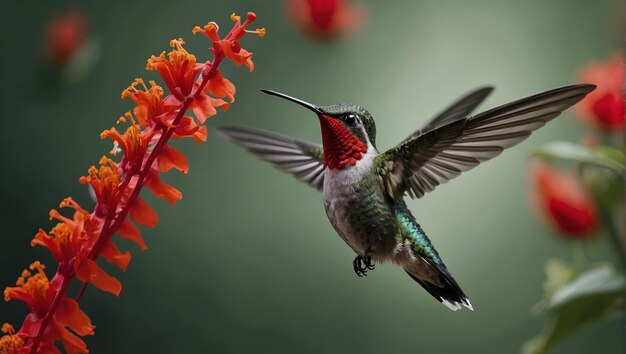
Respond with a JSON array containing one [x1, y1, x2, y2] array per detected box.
[[319, 115, 368, 169]]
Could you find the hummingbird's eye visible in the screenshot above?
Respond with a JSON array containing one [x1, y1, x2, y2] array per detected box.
[[342, 113, 359, 126]]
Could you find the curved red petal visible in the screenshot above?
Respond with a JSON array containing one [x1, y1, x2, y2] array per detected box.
[[205, 70, 236, 102], [191, 125, 208, 143], [147, 173, 183, 205], [158, 145, 189, 174], [190, 96, 217, 124], [55, 297, 95, 336], [101, 239, 131, 271], [129, 197, 158, 228], [52, 320, 89, 354], [74, 259, 122, 296], [219, 40, 254, 71], [31, 229, 63, 263], [118, 219, 147, 250]]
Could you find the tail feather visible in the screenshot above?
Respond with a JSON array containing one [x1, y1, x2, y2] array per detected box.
[[404, 261, 473, 311]]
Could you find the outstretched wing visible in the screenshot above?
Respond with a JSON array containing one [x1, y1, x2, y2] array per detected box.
[[402, 86, 494, 142], [377, 84, 596, 199], [217, 126, 326, 191]]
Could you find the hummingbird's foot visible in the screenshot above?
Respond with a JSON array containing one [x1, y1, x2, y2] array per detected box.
[[353, 248, 375, 277], [363, 248, 375, 271], [353, 255, 368, 277]]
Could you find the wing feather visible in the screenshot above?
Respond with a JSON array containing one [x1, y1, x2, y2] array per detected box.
[[217, 126, 325, 191], [378, 84, 596, 198], [402, 86, 494, 142]]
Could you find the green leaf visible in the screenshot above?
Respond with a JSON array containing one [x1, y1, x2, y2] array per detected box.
[[522, 266, 625, 354], [532, 142, 623, 173], [581, 164, 625, 209], [593, 145, 625, 166], [548, 266, 624, 309], [533, 259, 578, 313]]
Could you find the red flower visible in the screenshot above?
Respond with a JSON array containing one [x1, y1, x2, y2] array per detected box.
[[79, 157, 123, 216], [146, 39, 202, 100], [100, 119, 149, 174], [193, 13, 266, 72], [592, 92, 624, 129], [121, 78, 171, 128], [575, 52, 625, 131], [3, 262, 94, 353], [31, 201, 93, 268], [31, 197, 127, 295], [4, 13, 264, 353], [530, 161, 598, 238], [288, 0, 366, 39], [147, 39, 231, 124], [44, 9, 89, 64]]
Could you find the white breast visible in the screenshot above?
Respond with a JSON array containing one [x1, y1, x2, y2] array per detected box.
[[322, 141, 378, 253], [322, 145, 378, 200]]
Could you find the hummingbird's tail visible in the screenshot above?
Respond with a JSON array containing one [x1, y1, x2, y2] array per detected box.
[[403, 261, 473, 311]]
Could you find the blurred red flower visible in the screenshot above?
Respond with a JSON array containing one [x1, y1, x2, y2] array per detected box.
[[530, 161, 598, 238], [44, 9, 89, 64], [288, 0, 365, 39], [575, 52, 625, 131]]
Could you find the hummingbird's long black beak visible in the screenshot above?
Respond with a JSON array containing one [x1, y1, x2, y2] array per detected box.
[[260, 89, 321, 115]]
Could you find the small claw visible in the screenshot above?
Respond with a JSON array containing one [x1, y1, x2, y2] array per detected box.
[[363, 248, 376, 270], [353, 255, 368, 277]]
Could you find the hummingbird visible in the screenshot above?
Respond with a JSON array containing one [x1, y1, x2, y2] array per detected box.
[[218, 84, 595, 311]]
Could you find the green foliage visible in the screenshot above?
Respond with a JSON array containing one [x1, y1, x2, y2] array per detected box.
[[537, 259, 578, 310], [583, 145, 625, 208], [522, 266, 625, 354], [532, 142, 623, 174], [526, 140, 624, 353]]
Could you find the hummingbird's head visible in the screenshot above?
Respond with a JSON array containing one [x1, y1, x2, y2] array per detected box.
[[316, 103, 377, 147], [261, 90, 377, 170]]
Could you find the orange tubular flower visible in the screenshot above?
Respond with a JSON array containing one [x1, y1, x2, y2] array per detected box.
[[288, 0, 365, 40], [3, 262, 94, 353], [100, 119, 149, 174], [3, 12, 264, 353], [148, 39, 229, 125], [575, 52, 625, 132], [193, 13, 266, 71], [530, 161, 598, 238], [31, 199, 92, 268], [121, 78, 172, 128], [146, 39, 200, 99], [79, 157, 123, 216]]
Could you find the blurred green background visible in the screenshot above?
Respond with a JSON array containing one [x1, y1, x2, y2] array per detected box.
[[0, 1, 623, 353]]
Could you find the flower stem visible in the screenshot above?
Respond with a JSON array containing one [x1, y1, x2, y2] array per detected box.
[[600, 205, 625, 266], [572, 242, 589, 269]]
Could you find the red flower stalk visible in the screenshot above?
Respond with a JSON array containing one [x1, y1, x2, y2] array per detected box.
[[44, 9, 89, 64], [2, 12, 264, 354], [287, 0, 366, 40], [530, 161, 598, 238], [575, 52, 625, 132]]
